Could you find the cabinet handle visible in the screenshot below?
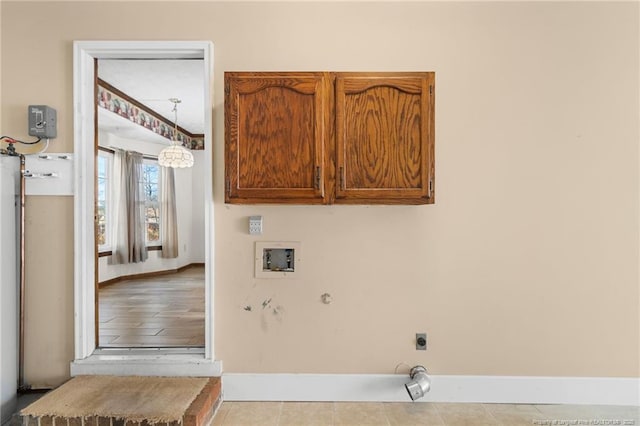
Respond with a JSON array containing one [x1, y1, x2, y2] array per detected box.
[[340, 167, 345, 190], [314, 166, 321, 190]]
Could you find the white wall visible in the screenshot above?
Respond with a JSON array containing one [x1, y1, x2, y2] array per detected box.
[[189, 150, 206, 264]]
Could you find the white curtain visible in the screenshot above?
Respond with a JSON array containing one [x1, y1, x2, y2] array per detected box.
[[108, 149, 127, 265], [160, 166, 179, 258], [108, 149, 148, 265]]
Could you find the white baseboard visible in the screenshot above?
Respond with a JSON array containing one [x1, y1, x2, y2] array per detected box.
[[222, 374, 640, 406]]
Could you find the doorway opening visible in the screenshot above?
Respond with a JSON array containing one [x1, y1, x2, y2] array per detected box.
[[95, 59, 205, 349], [72, 41, 218, 375]]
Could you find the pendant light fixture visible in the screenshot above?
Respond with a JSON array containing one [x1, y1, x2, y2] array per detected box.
[[158, 98, 194, 168]]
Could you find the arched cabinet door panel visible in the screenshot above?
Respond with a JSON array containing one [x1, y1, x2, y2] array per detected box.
[[225, 72, 331, 204], [335, 72, 434, 205]]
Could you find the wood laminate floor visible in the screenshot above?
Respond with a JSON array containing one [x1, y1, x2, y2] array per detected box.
[[98, 266, 205, 347]]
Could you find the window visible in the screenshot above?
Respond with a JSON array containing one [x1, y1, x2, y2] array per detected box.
[[97, 150, 162, 251], [141, 159, 161, 246], [97, 152, 110, 250]]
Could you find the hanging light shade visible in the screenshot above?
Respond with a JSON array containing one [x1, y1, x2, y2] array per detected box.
[[158, 98, 194, 168], [158, 144, 194, 168]]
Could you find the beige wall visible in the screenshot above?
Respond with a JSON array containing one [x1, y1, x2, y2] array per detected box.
[[1, 1, 638, 388]]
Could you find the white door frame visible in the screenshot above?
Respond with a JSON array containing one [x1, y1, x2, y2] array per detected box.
[[72, 41, 219, 375]]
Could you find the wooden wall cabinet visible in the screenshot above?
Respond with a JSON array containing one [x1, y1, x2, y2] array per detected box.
[[225, 72, 434, 205]]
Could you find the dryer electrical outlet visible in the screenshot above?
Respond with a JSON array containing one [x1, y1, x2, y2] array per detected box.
[[28, 105, 57, 138], [416, 333, 427, 350]]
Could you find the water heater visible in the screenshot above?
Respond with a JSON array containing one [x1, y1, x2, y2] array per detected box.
[[0, 156, 19, 424]]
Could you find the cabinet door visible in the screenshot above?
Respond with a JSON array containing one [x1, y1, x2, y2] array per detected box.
[[225, 72, 331, 204], [335, 73, 435, 204]]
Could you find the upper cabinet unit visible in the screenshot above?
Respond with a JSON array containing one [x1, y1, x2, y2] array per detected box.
[[225, 71, 435, 205]]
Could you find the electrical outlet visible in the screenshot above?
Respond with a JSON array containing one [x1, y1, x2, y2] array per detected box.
[[416, 333, 427, 350]]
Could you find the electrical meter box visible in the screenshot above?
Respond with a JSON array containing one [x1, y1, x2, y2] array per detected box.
[[28, 105, 57, 138]]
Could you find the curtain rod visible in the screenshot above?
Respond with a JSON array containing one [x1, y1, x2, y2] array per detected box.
[[98, 145, 158, 161]]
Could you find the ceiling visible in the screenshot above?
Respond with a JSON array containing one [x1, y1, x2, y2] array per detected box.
[[97, 59, 205, 144]]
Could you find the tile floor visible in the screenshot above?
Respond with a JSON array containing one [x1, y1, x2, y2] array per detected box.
[[5, 391, 49, 426], [211, 402, 640, 426], [8, 393, 639, 426]]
